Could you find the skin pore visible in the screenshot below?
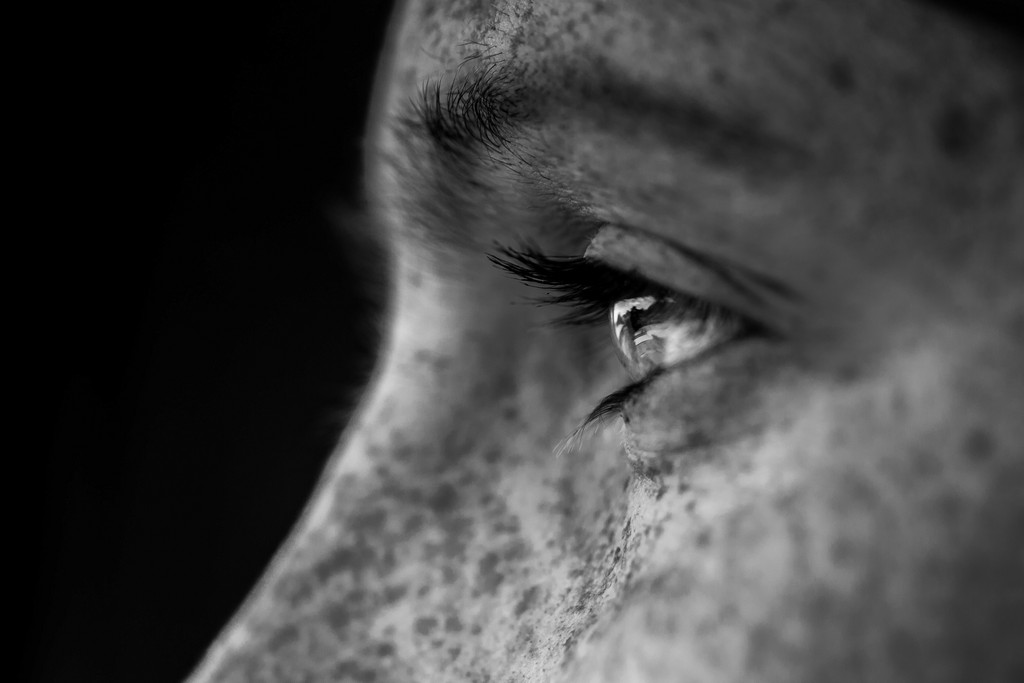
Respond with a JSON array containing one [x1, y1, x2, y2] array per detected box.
[[188, 1, 1023, 682]]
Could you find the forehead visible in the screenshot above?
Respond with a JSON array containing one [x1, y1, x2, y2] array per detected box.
[[389, 0, 1012, 94], [374, 0, 1023, 316]]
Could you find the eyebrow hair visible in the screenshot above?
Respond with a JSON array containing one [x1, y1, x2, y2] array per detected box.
[[401, 60, 807, 183], [409, 62, 528, 165]]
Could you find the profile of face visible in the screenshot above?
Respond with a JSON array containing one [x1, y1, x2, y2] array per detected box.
[[188, 1, 1023, 681]]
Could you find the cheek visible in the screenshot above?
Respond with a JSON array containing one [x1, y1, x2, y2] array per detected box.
[[587, 349, 1024, 683], [619, 340, 799, 475]]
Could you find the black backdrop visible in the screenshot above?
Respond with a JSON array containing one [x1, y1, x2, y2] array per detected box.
[[34, 3, 395, 682]]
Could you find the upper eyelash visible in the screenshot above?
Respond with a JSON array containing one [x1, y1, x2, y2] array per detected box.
[[488, 244, 714, 326]]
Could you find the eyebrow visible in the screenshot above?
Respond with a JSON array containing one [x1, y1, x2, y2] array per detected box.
[[401, 61, 808, 182], [408, 63, 527, 165]]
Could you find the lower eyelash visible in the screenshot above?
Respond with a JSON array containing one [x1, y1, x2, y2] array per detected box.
[[555, 374, 658, 456], [582, 373, 656, 426]]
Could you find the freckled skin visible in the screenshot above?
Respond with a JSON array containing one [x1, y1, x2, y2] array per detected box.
[[188, 1, 1024, 682]]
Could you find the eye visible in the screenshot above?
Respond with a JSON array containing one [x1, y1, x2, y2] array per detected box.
[[488, 240, 777, 450], [610, 295, 745, 381], [488, 243, 755, 380]]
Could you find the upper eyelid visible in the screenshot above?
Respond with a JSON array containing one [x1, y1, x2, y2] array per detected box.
[[588, 224, 799, 303], [587, 225, 800, 336]]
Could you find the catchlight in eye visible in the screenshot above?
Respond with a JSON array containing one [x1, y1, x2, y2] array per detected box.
[[610, 296, 744, 381]]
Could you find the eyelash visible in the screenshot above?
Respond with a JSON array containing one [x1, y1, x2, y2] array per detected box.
[[487, 244, 748, 440], [486, 244, 719, 326]]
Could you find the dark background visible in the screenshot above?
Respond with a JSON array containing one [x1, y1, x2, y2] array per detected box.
[[33, 3, 395, 682]]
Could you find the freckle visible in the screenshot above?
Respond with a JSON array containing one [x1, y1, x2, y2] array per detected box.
[[826, 58, 856, 93], [908, 447, 941, 478], [934, 101, 982, 159], [325, 604, 353, 634], [890, 389, 909, 418], [514, 585, 542, 617], [962, 428, 995, 462], [448, 646, 462, 660], [837, 361, 862, 383], [774, 0, 796, 17], [470, 624, 483, 635], [428, 483, 459, 514], [383, 584, 408, 603], [278, 575, 314, 606], [355, 508, 387, 533], [393, 444, 416, 462], [414, 616, 439, 635], [935, 493, 964, 524], [502, 539, 528, 560], [696, 529, 712, 547], [403, 514, 425, 534], [268, 624, 299, 652], [698, 27, 720, 46], [685, 430, 710, 448], [476, 552, 504, 593], [495, 516, 520, 534], [417, 584, 430, 597], [375, 642, 395, 657], [829, 537, 857, 565], [444, 615, 463, 633], [332, 660, 364, 680]]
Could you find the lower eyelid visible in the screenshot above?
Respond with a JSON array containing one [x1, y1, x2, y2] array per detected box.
[[573, 315, 763, 440], [616, 339, 790, 453]]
